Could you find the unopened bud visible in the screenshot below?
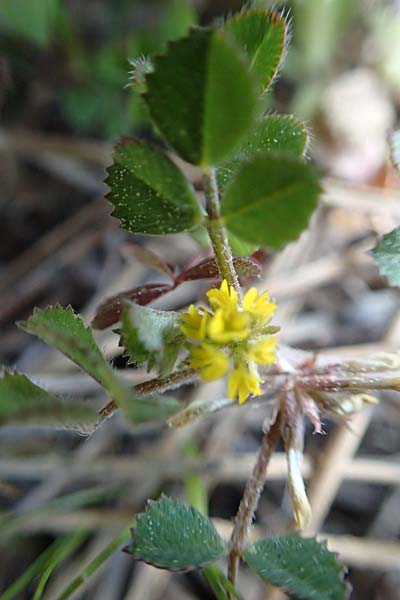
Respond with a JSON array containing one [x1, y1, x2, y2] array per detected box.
[[282, 402, 312, 530], [286, 447, 312, 530]]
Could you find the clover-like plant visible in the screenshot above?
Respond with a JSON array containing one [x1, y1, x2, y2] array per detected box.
[[4, 7, 400, 600]]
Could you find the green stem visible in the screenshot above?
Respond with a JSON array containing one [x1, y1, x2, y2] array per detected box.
[[184, 441, 240, 600], [203, 169, 241, 297], [183, 439, 208, 516]]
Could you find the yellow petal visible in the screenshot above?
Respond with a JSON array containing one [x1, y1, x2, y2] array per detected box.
[[208, 309, 249, 344], [243, 287, 258, 307], [247, 337, 277, 365], [243, 287, 277, 324], [227, 365, 263, 404], [207, 279, 238, 312], [189, 343, 229, 382], [180, 305, 210, 341]]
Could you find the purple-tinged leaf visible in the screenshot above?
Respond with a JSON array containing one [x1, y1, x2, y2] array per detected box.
[[92, 284, 173, 330], [177, 256, 261, 283]]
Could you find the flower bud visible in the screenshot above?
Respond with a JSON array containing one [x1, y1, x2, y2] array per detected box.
[[286, 446, 312, 530], [283, 405, 312, 530]]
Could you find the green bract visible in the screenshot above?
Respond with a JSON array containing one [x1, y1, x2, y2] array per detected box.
[[126, 496, 227, 570], [242, 535, 348, 600], [121, 303, 184, 375], [224, 8, 288, 94], [106, 138, 202, 234], [221, 154, 321, 249], [143, 28, 256, 166]]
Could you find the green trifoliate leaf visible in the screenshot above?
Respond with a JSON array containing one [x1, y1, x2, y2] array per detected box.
[[121, 303, 184, 375], [19, 306, 118, 391], [0, 371, 97, 428], [224, 8, 288, 94], [126, 495, 227, 570], [218, 115, 309, 191], [390, 130, 400, 172], [242, 534, 349, 600], [144, 28, 256, 166], [18, 305, 138, 413], [221, 154, 321, 249], [240, 114, 309, 160], [105, 138, 202, 235], [18, 306, 178, 423], [371, 227, 400, 286]]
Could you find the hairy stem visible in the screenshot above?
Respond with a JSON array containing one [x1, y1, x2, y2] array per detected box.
[[228, 409, 282, 587], [203, 168, 241, 296], [98, 367, 199, 424]]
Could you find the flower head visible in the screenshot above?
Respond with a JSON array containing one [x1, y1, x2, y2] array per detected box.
[[181, 280, 278, 404]]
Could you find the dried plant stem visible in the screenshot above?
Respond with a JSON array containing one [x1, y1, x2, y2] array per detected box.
[[228, 410, 282, 587], [203, 168, 241, 296], [98, 367, 198, 424]]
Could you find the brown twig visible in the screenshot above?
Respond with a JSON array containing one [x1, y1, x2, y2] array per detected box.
[[227, 408, 283, 587]]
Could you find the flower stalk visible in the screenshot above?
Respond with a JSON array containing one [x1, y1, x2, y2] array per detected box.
[[98, 367, 199, 425]]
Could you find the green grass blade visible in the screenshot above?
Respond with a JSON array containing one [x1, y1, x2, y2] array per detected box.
[[32, 530, 89, 600], [0, 540, 58, 600], [55, 527, 131, 600]]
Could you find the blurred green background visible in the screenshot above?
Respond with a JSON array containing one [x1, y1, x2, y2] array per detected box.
[[1, 0, 397, 138]]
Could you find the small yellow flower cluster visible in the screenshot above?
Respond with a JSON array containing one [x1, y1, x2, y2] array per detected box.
[[181, 280, 278, 404]]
